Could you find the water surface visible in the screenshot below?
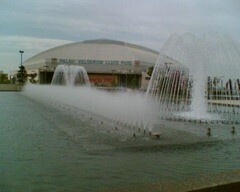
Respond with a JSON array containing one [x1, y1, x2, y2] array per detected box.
[[1, 92, 239, 191]]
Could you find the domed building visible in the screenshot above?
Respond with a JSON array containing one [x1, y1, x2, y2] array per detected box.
[[24, 39, 159, 90]]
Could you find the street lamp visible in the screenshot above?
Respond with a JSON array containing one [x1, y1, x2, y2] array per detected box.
[[19, 50, 24, 66], [19, 50, 24, 85]]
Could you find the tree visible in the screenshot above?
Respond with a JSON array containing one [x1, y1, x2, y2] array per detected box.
[[147, 66, 154, 77], [17, 65, 28, 85], [0, 73, 10, 84]]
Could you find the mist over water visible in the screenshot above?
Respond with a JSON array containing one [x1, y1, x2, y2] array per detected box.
[[23, 84, 157, 132], [23, 64, 158, 137]]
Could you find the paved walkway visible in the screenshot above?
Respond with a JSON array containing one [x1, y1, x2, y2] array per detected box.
[[102, 169, 240, 192]]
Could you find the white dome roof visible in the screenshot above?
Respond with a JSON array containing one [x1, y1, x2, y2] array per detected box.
[[24, 39, 159, 67]]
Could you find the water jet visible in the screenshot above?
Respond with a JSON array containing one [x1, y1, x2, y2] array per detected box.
[[149, 131, 152, 137], [147, 33, 240, 125], [51, 65, 90, 87]]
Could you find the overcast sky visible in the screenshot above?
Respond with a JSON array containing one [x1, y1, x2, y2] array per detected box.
[[0, 0, 239, 72]]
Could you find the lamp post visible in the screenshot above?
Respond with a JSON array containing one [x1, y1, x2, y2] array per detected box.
[[19, 50, 24, 66], [19, 50, 24, 86]]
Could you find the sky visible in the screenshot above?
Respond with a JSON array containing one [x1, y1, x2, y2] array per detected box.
[[0, 0, 239, 73]]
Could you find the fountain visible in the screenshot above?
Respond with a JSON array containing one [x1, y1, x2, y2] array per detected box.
[[14, 34, 240, 191], [24, 64, 157, 137], [51, 65, 90, 86], [23, 34, 240, 137], [147, 33, 240, 124]]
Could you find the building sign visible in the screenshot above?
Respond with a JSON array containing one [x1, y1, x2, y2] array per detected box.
[[134, 60, 140, 66], [89, 75, 114, 83], [89, 74, 116, 86], [58, 59, 133, 65]]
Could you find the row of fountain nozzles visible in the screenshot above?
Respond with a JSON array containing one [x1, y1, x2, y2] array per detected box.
[[133, 130, 161, 138], [207, 126, 236, 136]]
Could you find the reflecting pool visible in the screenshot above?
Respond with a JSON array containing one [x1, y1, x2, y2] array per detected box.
[[1, 92, 240, 191]]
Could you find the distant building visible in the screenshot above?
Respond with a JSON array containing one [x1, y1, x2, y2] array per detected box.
[[24, 39, 159, 90]]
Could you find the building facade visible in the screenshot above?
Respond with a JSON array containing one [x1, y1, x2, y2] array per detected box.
[[23, 39, 159, 90]]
